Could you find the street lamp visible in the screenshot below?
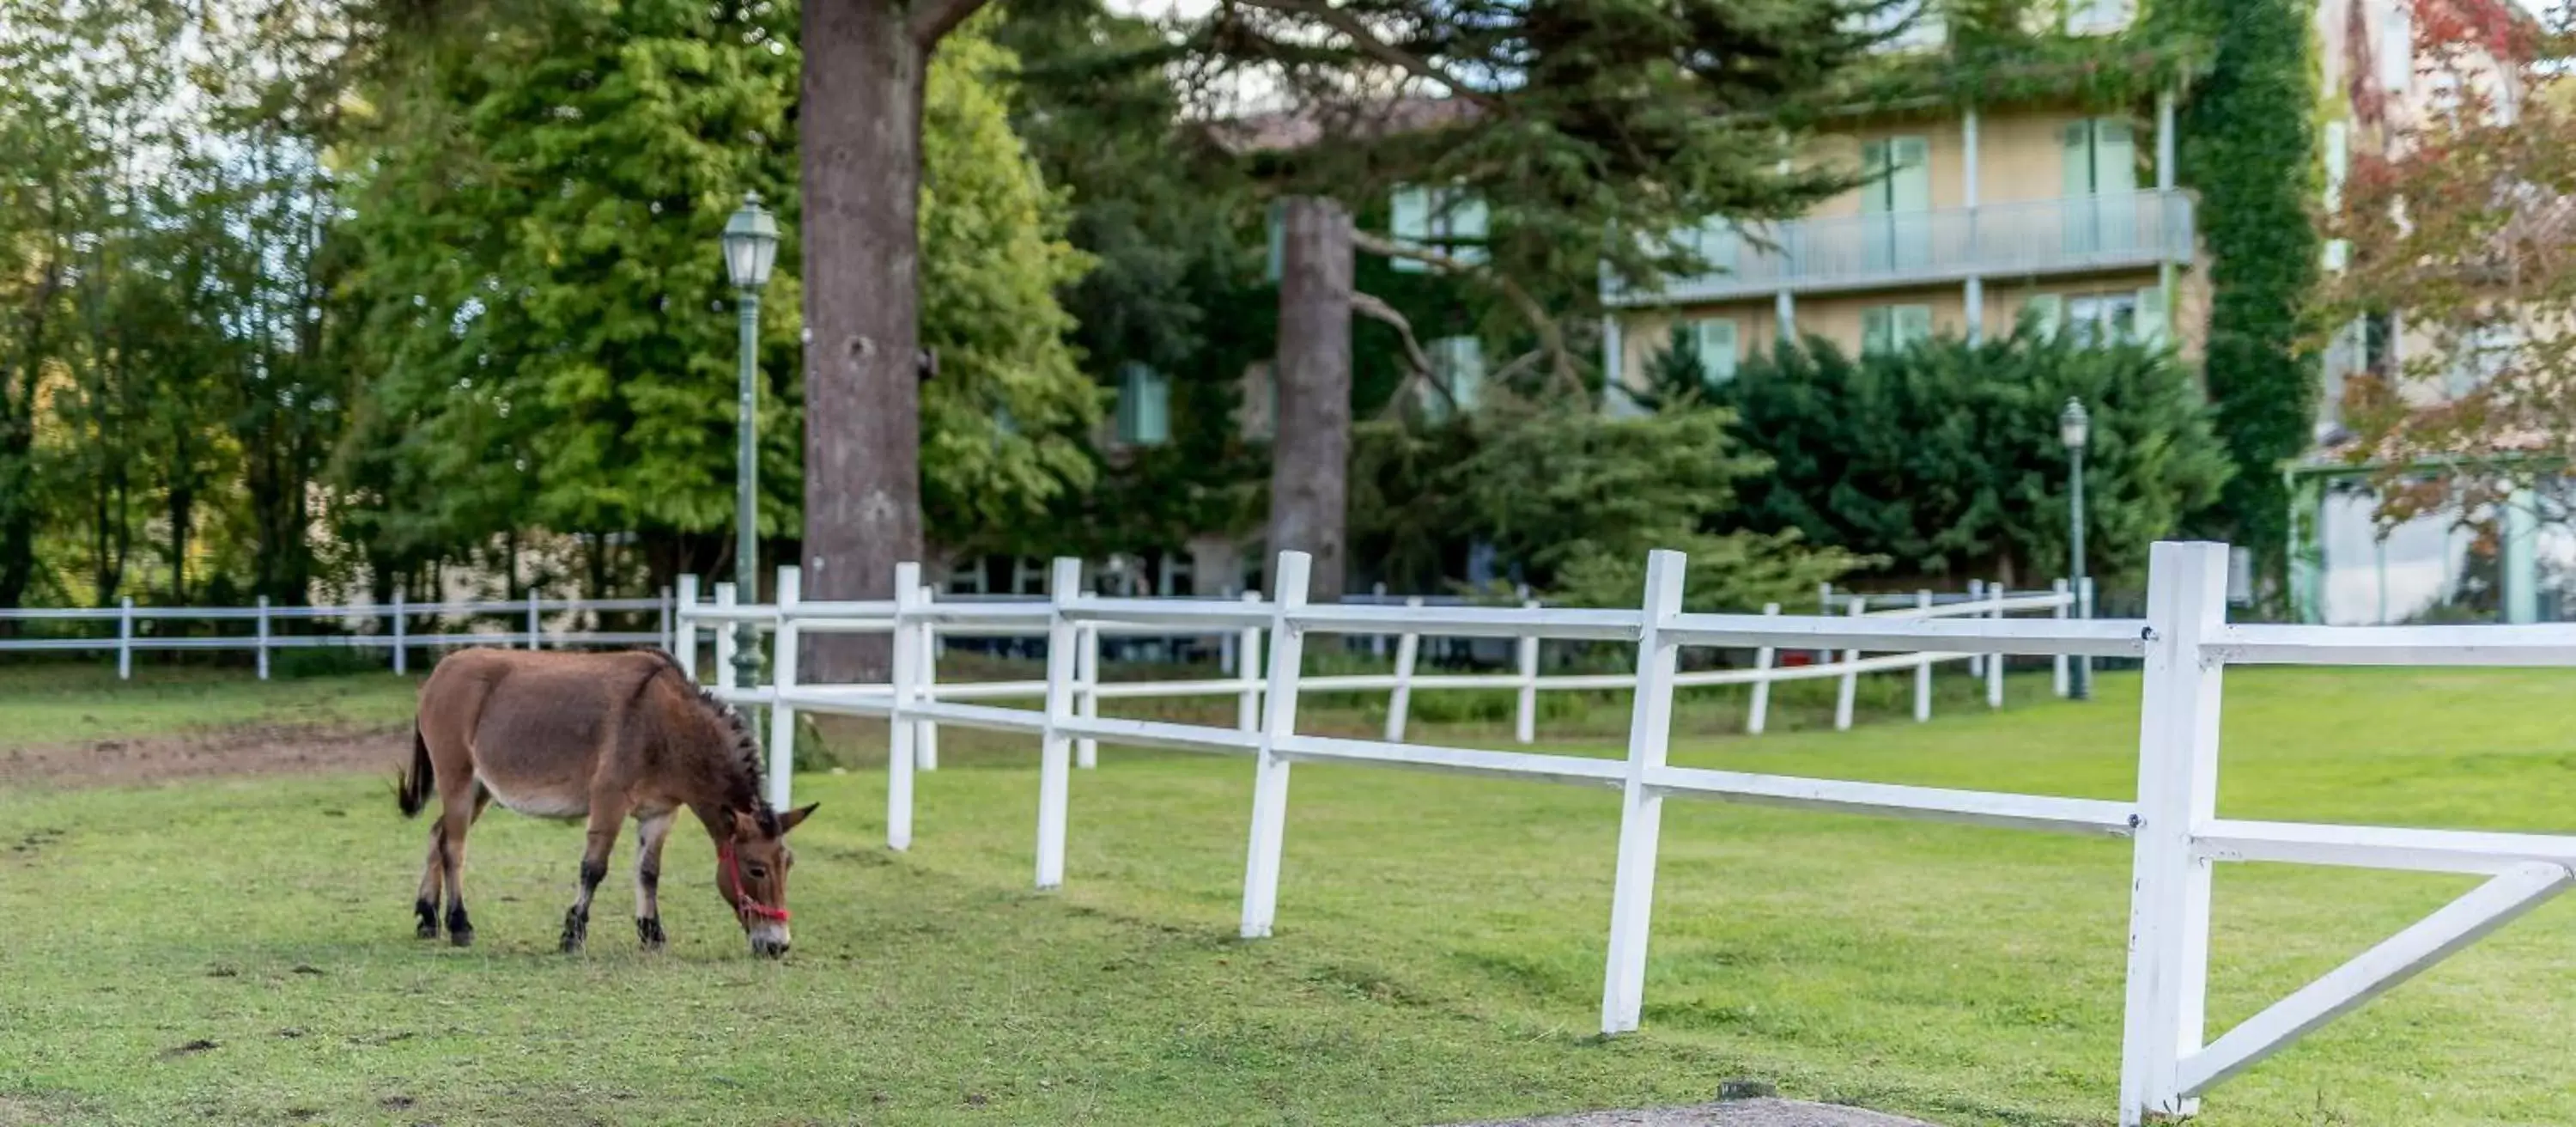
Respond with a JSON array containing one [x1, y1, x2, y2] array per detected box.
[[722, 192, 780, 691], [2060, 397, 2091, 701]]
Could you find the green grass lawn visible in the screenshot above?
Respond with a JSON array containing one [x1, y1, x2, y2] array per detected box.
[[3, 663, 2574, 1125]]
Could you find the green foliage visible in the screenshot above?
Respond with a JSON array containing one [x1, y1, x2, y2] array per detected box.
[[918, 28, 1102, 543], [1707, 327, 2232, 588], [2171, 0, 2320, 586], [339, 0, 1094, 575], [1351, 399, 1871, 609]]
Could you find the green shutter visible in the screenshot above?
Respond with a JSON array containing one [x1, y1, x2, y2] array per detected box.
[[2022, 293, 2064, 340], [1895, 305, 1935, 349], [1692, 319, 1738, 387], [2063, 123, 2091, 194], [1264, 202, 1284, 283], [1890, 137, 1931, 210], [1391, 186, 1430, 273], [1861, 140, 1891, 213], [1862, 306, 1894, 355], [2135, 286, 2167, 345], [1449, 192, 1489, 265]]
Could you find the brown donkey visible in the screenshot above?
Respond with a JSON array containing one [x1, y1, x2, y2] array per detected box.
[[398, 647, 817, 957]]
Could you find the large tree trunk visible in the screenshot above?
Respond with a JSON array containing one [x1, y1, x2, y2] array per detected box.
[[800, 0, 929, 683], [1267, 196, 1354, 600]]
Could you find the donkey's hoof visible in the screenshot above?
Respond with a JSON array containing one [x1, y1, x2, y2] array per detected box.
[[635, 917, 666, 948], [416, 920, 440, 940], [414, 899, 440, 939], [448, 927, 475, 948], [559, 908, 589, 954]]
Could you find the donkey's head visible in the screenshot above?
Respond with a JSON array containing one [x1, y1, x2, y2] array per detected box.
[[720, 803, 817, 957]]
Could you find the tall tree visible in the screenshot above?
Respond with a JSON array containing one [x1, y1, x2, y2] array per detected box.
[[1177, 0, 1884, 597]]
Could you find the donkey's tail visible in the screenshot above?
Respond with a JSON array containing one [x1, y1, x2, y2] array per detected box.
[[396, 723, 434, 819]]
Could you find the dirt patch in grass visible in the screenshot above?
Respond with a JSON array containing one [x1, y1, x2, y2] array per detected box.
[[0, 722, 405, 790]]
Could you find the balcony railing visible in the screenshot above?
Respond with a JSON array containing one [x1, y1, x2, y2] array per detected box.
[[1605, 189, 2196, 307]]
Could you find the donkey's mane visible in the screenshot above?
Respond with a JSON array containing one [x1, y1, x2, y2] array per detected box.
[[644, 649, 776, 832]]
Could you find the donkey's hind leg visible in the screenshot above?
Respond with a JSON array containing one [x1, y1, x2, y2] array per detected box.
[[560, 793, 631, 954], [438, 785, 490, 947], [414, 823, 446, 939]]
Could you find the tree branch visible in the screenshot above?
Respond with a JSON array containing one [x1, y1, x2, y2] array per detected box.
[[1227, 0, 1496, 107], [1351, 228, 1584, 398], [1352, 289, 1455, 422], [910, 0, 993, 49]]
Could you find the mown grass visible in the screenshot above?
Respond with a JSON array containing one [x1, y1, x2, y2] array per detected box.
[[3, 662, 2574, 1125], [0, 662, 421, 749]]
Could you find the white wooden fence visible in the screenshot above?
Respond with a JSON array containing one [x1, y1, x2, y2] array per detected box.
[[0, 594, 671, 679], [681, 543, 2576, 1127], [675, 572, 2081, 764]]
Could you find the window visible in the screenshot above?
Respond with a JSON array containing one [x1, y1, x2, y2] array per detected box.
[[1424, 335, 1486, 418], [2379, 0, 2413, 94], [2020, 293, 2065, 340], [1689, 318, 1739, 387], [2066, 0, 2134, 34], [2038, 287, 2165, 347], [1391, 185, 1488, 272], [1115, 362, 1170, 447], [2063, 119, 2139, 253], [1862, 305, 1934, 355], [2448, 323, 2518, 397], [1862, 137, 1931, 271]]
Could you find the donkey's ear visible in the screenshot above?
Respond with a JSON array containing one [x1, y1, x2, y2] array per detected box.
[[730, 808, 762, 838], [779, 803, 819, 833]]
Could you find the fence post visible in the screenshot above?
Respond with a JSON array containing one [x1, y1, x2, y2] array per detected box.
[[657, 584, 672, 655], [676, 575, 700, 679], [887, 568, 923, 851], [2052, 577, 2070, 698], [1384, 597, 1423, 742], [1035, 557, 1083, 890], [916, 584, 939, 771], [764, 566, 800, 810], [714, 582, 738, 691], [256, 596, 271, 681], [1986, 578, 2007, 710], [1076, 622, 1102, 769], [1219, 586, 1238, 675], [526, 588, 541, 650], [1832, 594, 1863, 731], [392, 592, 408, 675], [1966, 579, 1985, 678], [1515, 599, 1541, 744], [2117, 542, 2230, 1125], [1236, 590, 1263, 733], [1601, 549, 1686, 1034], [1240, 551, 1312, 939], [1746, 603, 1778, 735], [117, 596, 135, 680], [1370, 582, 1388, 658], [1913, 590, 1934, 722]]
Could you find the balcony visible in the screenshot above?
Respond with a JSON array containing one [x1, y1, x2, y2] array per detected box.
[[1604, 189, 2196, 307]]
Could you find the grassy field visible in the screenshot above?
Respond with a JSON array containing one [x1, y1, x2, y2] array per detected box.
[[3, 661, 2574, 1125]]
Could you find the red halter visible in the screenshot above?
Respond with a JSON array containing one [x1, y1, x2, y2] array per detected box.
[[719, 841, 790, 923]]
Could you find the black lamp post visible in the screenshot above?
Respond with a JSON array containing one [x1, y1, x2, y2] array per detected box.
[[721, 192, 780, 691], [2061, 397, 2092, 701]]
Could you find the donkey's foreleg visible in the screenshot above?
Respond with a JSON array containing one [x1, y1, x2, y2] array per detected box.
[[632, 810, 677, 948], [560, 796, 630, 954]]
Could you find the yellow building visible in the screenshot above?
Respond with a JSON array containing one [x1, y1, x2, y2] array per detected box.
[[1602, 79, 2200, 395]]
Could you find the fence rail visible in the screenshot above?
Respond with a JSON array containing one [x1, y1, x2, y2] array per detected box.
[[0, 593, 677, 678], [672, 570, 2081, 754], [678, 543, 2574, 1127]]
